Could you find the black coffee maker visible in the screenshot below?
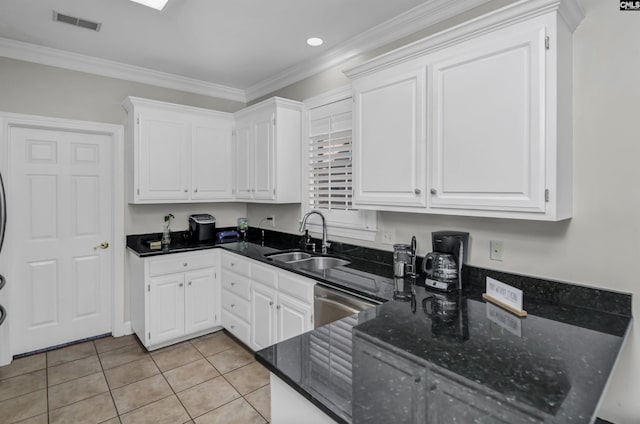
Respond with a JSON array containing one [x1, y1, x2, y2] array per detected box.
[[422, 231, 469, 292]]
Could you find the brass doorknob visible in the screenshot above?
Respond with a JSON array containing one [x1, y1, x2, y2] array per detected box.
[[94, 242, 109, 250]]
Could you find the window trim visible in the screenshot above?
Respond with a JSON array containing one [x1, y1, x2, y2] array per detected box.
[[302, 85, 377, 241]]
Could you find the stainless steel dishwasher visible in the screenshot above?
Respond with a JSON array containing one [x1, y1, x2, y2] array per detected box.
[[314, 284, 378, 328]]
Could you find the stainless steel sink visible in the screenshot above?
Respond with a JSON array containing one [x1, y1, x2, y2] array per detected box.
[[294, 256, 350, 271], [265, 250, 350, 271], [265, 251, 313, 262]]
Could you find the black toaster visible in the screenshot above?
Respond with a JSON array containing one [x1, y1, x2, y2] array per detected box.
[[188, 214, 216, 242]]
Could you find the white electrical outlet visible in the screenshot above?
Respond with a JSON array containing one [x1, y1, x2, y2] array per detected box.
[[490, 240, 504, 261], [381, 230, 396, 245]]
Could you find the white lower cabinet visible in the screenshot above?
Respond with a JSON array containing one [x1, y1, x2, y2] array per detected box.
[[251, 282, 278, 350], [220, 251, 315, 351], [129, 250, 221, 350], [278, 293, 312, 342]]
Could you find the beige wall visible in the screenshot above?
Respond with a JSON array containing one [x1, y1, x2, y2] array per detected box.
[[0, 57, 248, 324], [247, 1, 640, 422], [1, 0, 637, 420], [0, 56, 248, 234]]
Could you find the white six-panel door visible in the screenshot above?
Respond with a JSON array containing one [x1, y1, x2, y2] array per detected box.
[[9, 127, 113, 353]]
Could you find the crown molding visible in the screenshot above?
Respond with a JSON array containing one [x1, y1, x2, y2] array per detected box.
[[0, 37, 246, 103], [344, 0, 586, 79], [303, 85, 352, 110], [244, 0, 493, 101]]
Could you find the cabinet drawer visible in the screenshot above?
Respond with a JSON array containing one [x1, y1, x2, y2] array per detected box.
[[251, 262, 277, 289], [278, 272, 314, 304], [222, 270, 251, 299], [222, 310, 250, 347], [149, 252, 216, 277], [222, 253, 250, 277], [222, 290, 251, 322]]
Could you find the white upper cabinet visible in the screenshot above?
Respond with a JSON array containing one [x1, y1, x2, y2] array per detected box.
[[352, 62, 427, 210], [137, 112, 190, 201], [345, 0, 584, 220], [428, 23, 547, 214], [191, 119, 234, 201], [123, 97, 234, 204], [234, 97, 302, 203]]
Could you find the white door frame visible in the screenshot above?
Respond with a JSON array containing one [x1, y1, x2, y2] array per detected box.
[[0, 112, 126, 361]]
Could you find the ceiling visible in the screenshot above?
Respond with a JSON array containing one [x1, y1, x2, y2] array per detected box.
[[0, 0, 430, 98]]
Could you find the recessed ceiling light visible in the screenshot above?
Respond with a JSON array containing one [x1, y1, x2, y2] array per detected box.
[[129, 0, 169, 10], [307, 37, 324, 47]]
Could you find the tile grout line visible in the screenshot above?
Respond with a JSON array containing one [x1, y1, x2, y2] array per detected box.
[[148, 341, 201, 421], [149, 336, 248, 421], [93, 340, 120, 424], [45, 351, 50, 424]]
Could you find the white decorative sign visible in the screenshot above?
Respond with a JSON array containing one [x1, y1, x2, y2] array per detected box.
[[486, 277, 523, 312]]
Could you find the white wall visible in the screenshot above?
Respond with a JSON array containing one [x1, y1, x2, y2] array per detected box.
[[247, 1, 640, 422]]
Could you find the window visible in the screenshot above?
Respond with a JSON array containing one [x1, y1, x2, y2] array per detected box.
[[303, 88, 376, 241]]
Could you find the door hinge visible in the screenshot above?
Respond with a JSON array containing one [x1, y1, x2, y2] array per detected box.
[[545, 189, 550, 202], [545, 36, 550, 50], [147, 284, 150, 292], [215, 314, 217, 321], [272, 115, 276, 126], [137, 116, 140, 125], [137, 188, 140, 195], [148, 332, 151, 340], [310, 314, 313, 324]]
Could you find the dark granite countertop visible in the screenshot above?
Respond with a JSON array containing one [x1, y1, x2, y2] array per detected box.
[[127, 230, 632, 423], [256, 278, 631, 424], [127, 230, 396, 303]]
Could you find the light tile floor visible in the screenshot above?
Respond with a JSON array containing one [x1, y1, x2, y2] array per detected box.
[[0, 331, 271, 424]]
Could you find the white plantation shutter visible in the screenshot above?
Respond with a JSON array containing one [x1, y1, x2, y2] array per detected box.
[[308, 99, 353, 211]]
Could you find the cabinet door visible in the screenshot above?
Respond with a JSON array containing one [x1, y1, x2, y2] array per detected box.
[[235, 122, 253, 200], [429, 25, 546, 212], [250, 282, 277, 350], [353, 63, 427, 209], [253, 112, 276, 200], [185, 267, 218, 334], [277, 293, 312, 343], [192, 119, 234, 200], [352, 335, 427, 423], [149, 273, 185, 345], [138, 114, 190, 201]]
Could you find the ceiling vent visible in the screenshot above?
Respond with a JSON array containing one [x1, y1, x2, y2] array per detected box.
[[52, 11, 102, 32]]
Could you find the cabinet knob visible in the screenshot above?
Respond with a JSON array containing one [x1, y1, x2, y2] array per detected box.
[[231, 303, 235, 308], [184, 189, 188, 193], [230, 325, 235, 329], [179, 283, 183, 287], [188, 281, 192, 286], [430, 188, 437, 195], [231, 282, 236, 286], [414, 188, 421, 195], [269, 301, 274, 306], [183, 263, 188, 267], [277, 305, 281, 310], [231, 263, 235, 267], [194, 188, 198, 193]]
